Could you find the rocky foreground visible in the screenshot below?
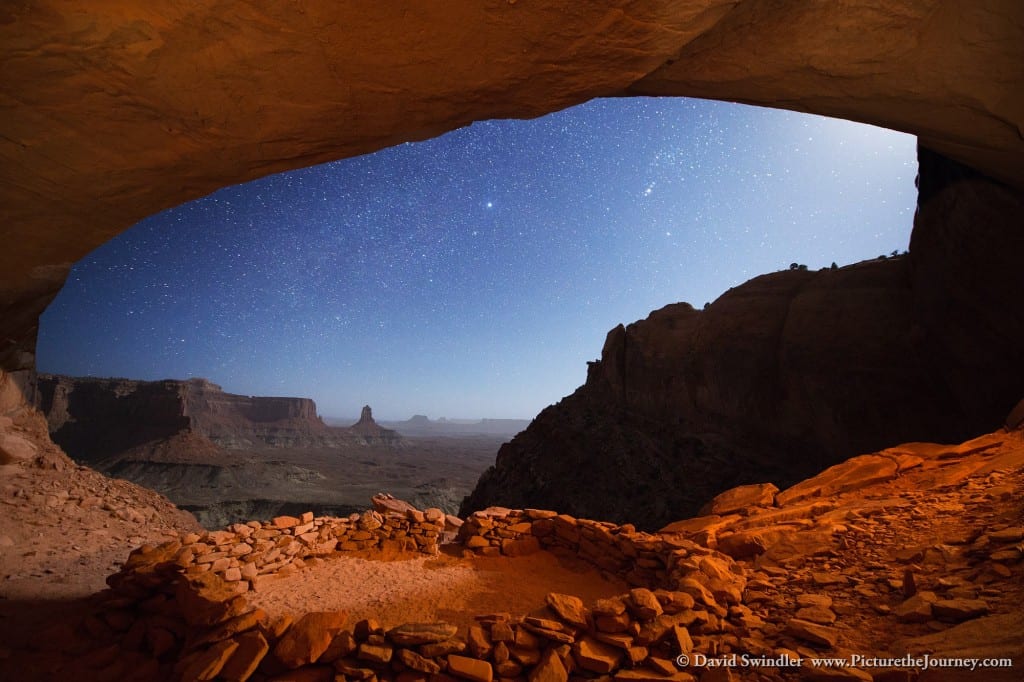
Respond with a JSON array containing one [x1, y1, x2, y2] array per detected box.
[[0, 407, 200, 600], [1, 406, 1022, 681]]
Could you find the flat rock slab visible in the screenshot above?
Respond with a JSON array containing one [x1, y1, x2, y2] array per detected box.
[[387, 622, 458, 645], [700, 482, 779, 516], [776, 455, 898, 506], [931, 598, 988, 623], [894, 612, 1024, 681], [273, 611, 348, 668], [786, 618, 839, 648]]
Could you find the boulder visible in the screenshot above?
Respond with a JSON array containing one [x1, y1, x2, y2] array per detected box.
[[273, 611, 348, 668], [176, 638, 240, 681], [545, 593, 589, 629], [785, 619, 839, 648], [448, 654, 494, 682], [528, 648, 568, 682], [0, 432, 37, 464], [699, 483, 778, 516], [176, 573, 249, 628], [574, 636, 623, 674], [219, 631, 269, 681], [931, 599, 988, 623]]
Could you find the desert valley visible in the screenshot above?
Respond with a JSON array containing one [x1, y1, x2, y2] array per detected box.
[[2, 3, 1024, 682], [32, 374, 510, 528]]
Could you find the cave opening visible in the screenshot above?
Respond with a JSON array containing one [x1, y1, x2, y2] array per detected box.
[[4, 8, 1023, 673], [35, 97, 916, 424]]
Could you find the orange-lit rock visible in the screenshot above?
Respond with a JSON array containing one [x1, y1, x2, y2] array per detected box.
[[2, 2, 1023, 369], [273, 611, 349, 668]]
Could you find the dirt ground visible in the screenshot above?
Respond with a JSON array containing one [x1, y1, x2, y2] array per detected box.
[[246, 548, 629, 631]]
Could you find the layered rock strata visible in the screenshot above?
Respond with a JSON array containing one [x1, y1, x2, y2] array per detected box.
[[35, 375, 396, 462]]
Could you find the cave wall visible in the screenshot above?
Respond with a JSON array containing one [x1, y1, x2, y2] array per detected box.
[[2, 1, 1023, 372], [908, 147, 1024, 420], [3, 4, 1022, 524]]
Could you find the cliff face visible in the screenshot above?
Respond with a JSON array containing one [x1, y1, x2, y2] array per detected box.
[[461, 147, 1024, 530], [179, 379, 331, 448], [36, 375, 192, 463], [35, 375, 366, 460]]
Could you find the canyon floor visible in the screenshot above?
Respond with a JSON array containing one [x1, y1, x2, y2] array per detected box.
[[1, 407, 1022, 680], [99, 435, 500, 529]]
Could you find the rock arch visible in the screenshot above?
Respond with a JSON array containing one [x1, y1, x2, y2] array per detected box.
[[1, 1, 1022, 374]]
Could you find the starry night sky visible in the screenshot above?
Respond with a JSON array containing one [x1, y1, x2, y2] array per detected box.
[[37, 98, 916, 420]]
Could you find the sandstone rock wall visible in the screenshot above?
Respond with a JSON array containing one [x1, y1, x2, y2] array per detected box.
[[86, 554, 746, 682], [908, 148, 1024, 423], [457, 509, 745, 601], [113, 507, 452, 594], [461, 146, 1024, 530]]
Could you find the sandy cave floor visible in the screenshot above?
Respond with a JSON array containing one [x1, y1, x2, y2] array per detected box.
[[246, 547, 630, 631]]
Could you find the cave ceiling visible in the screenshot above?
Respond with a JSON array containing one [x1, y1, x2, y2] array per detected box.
[[2, 1, 1022, 370]]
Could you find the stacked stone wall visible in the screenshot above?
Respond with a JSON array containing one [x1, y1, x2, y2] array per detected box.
[[457, 507, 746, 597], [120, 507, 451, 593], [81, 505, 750, 682]]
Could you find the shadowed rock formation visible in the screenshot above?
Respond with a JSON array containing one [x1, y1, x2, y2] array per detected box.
[[35, 374, 378, 460], [461, 148, 1024, 530]]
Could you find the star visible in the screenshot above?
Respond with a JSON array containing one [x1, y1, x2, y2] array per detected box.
[[37, 97, 916, 419]]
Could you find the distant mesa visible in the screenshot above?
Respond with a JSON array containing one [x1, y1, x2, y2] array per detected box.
[[34, 374, 403, 464], [383, 414, 532, 438]]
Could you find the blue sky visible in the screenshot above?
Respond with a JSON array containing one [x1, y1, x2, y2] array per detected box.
[[38, 97, 916, 420]]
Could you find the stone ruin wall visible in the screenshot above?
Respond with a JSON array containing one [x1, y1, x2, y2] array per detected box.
[[120, 502, 747, 597], [80, 504, 749, 681], [52, 428, 1024, 681], [132, 507, 456, 592]]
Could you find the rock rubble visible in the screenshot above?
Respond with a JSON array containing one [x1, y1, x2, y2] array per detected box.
[[4, 420, 1022, 681]]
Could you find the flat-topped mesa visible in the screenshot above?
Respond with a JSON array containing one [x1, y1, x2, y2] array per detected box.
[[180, 378, 325, 447], [34, 374, 366, 460], [349, 405, 401, 445]]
